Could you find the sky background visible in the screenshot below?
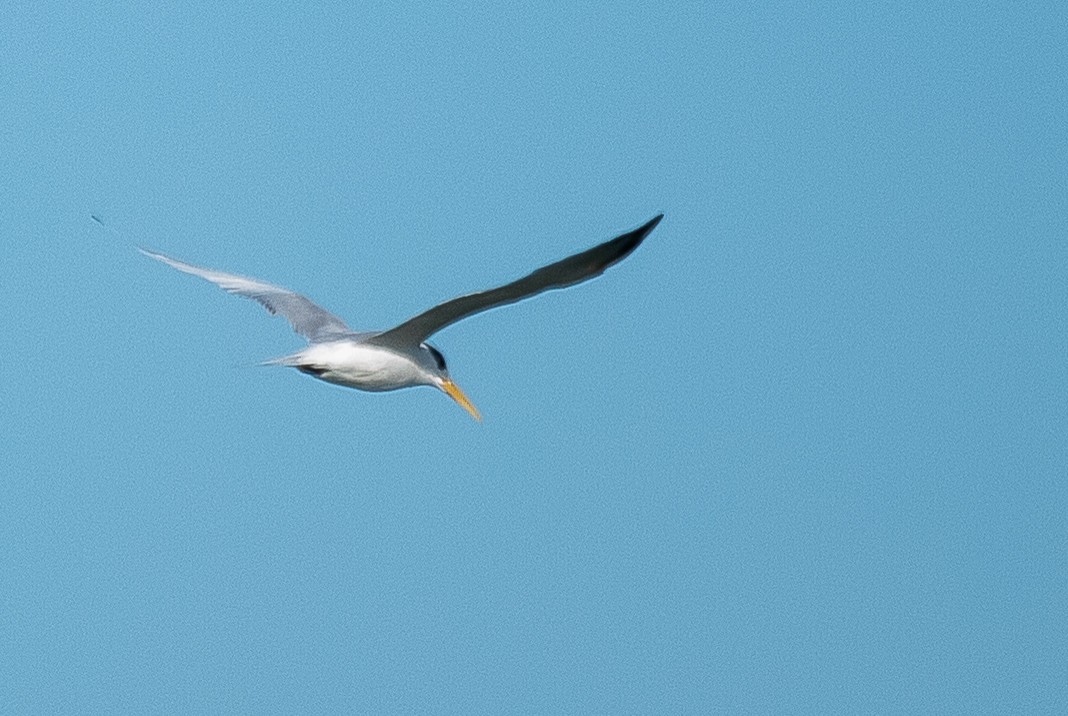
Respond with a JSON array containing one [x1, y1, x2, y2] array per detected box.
[[2, 2, 1065, 712]]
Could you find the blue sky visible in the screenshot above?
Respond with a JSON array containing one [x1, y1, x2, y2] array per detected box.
[[2, 2, 1065, 712]]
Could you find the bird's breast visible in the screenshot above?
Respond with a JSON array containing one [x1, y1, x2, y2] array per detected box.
[[297, 340, 425, 391]]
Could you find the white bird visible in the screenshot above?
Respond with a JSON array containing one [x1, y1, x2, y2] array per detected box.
[[137, 214, 663, 421]]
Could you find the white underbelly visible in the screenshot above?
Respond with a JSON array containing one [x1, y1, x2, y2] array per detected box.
[[297, 341, 425, 391]]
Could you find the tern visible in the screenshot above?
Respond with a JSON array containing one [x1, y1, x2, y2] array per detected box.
[[138, 214, 663, 420]]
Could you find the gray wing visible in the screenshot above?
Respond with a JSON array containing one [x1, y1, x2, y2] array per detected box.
[[139, 248, 351, 343], [368, 214, 662, 351]]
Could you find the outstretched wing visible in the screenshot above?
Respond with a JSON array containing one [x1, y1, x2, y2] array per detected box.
[[368, 214, 663, 351], [139, 248, 351, 343]]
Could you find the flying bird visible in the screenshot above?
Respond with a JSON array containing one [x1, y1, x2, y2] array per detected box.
[[138, 214, 663, 420]]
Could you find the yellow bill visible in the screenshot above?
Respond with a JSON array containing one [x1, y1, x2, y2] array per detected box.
[[441, 379, 482, 422]]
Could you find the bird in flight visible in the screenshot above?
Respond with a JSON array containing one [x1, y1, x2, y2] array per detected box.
[[137, 214, 663, 421]]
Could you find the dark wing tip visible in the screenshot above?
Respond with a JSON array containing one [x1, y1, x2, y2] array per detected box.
[[637, 213, 664, 239], [623, 213, 664, 243], [607, 213, 664, 262]]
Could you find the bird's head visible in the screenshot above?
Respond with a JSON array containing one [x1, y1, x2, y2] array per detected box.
[[419, 343, 481, 422]]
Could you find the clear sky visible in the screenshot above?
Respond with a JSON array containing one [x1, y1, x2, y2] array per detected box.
[[2, 2, 1065, 712]]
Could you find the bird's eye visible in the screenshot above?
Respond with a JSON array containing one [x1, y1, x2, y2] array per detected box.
[[424, 344, 447, 371]]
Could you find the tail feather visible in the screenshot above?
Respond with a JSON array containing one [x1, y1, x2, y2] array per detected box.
[[261, 352, 305, 367]]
